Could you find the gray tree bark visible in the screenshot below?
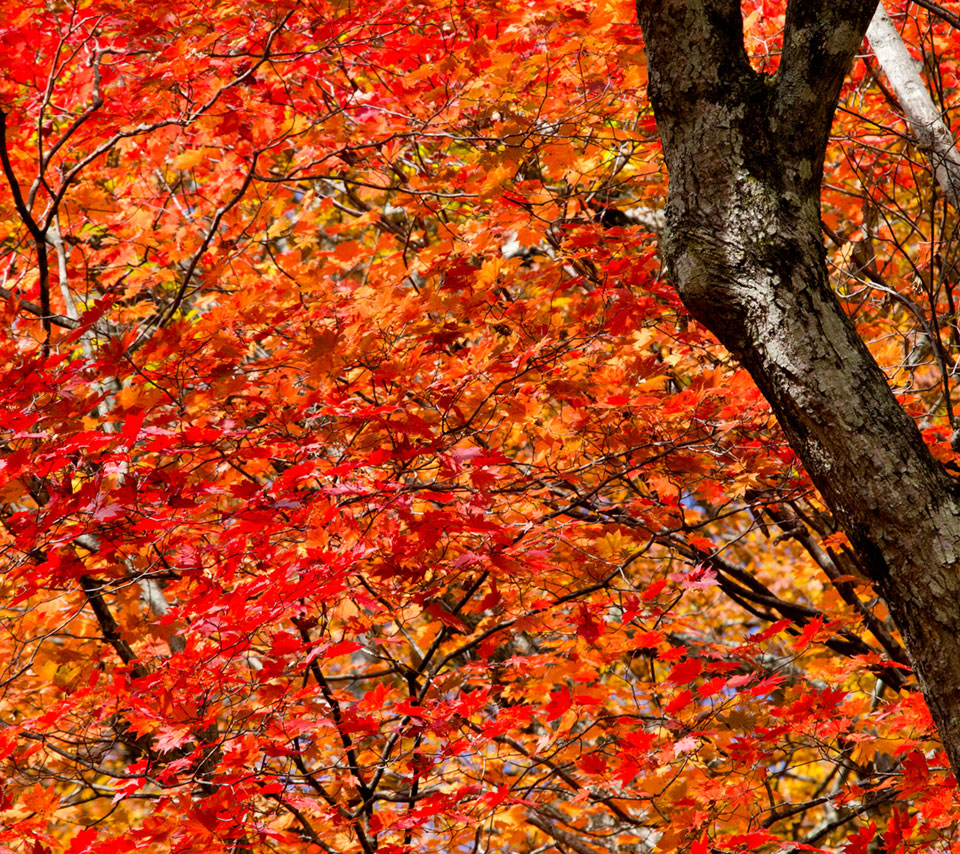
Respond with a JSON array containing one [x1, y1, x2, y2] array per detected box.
[[868, 3, 960, 207], [636, 0, 960, 779]]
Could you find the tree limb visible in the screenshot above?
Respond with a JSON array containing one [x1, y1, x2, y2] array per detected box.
[[867, 2, 960, 208]]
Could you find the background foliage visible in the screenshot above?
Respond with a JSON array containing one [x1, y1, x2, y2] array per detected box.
[[0, 1, 959, 852]]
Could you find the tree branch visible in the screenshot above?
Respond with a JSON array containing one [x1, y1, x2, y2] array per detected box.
[[775, 0, 880, 180], [78, 575, 148, 680], [0, 110, 52, 345], [527, 812, 604, 854], [635, 0, 756, 144], [867, 2, 960, 208]]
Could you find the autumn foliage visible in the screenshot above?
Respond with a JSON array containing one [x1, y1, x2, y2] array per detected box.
[[0, 1, 959, 852]]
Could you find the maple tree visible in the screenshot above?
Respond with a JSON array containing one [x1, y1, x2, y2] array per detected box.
[[1, 0, 960, 852]]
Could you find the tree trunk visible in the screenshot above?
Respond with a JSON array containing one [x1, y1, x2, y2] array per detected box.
[[637, 0, 960, 778]]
